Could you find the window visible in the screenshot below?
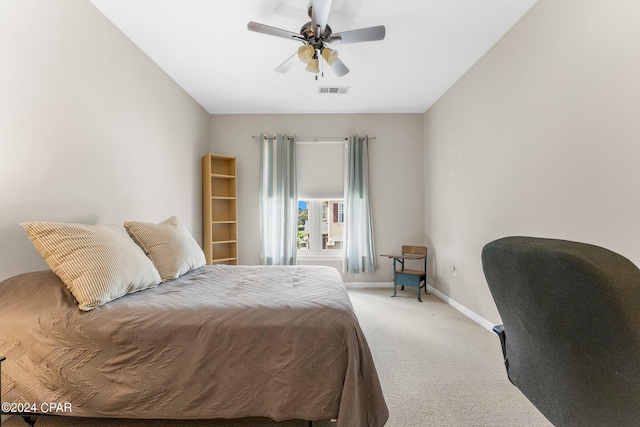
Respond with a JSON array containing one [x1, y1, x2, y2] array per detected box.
[[296, 140, 346, 258], [297, 199, 344, 254], [337, 202, 344, 223]]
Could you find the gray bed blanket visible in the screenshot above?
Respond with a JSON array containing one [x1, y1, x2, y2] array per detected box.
[[0, 265, 388, 426]]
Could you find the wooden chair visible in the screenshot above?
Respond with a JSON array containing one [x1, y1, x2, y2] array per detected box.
[[392, 245, 428, 302]]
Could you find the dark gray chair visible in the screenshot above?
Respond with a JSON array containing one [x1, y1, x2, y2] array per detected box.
[[481, 236, 640, 427]]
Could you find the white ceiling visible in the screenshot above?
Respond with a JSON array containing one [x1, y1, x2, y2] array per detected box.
[[89, 0, 537, 114]]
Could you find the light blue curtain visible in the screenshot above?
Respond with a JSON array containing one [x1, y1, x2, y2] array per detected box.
[[343, 135, 377, 273], [259, 134, 298, 265]]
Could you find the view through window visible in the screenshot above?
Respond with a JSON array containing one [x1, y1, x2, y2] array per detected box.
[[298, 200, 344, 253]]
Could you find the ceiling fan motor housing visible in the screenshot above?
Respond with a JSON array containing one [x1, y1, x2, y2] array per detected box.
[[300, 22, 332, 50]]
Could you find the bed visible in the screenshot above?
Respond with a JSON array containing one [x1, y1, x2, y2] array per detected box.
[[0, 264, 388, 426]]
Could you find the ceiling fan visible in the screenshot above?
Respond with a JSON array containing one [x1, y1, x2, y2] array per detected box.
[[247, 0, 386, 78]]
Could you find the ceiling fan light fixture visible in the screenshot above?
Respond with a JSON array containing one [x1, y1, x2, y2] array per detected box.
[[297, 45, 315, 63], [305, 57, 319, 74], [321, 47, 338, 66]]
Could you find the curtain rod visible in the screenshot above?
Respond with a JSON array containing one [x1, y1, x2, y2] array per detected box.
[[252, 135, 376, 142]]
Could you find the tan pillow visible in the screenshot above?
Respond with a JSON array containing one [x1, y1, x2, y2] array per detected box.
[[21, 222, 161, 311], [124, 216, 206, 282]]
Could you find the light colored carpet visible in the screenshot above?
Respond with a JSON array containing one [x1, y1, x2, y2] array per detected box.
[[349, 288, 550, 427], [3, 287, 551, 427]]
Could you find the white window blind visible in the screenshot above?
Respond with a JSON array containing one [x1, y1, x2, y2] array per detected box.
[[296, 142, 345, 199]]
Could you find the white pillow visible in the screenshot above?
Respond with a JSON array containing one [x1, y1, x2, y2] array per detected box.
[[21, 222, 161, 311], [124, 216, 206, 282]]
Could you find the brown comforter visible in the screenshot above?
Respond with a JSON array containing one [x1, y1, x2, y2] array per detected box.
[[0, 265, 388, 426]]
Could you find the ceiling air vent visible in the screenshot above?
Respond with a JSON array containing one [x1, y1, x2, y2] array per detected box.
[[318, 86, 350, 94]]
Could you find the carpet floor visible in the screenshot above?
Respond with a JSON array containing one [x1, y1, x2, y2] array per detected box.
[[3, 287, 551, 427]]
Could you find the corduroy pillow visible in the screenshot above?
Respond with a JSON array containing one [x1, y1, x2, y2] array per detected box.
[[124, 216, 206, 282], [21, 222, 162, 311]]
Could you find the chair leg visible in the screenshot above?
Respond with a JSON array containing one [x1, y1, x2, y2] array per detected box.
[[392, 259, 398, 297]]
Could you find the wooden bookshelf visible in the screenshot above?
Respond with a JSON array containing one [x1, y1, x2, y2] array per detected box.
[[202, 154, 237, 265]]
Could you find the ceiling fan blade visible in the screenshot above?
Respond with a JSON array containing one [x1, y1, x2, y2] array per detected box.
[[311, 0, 332, 35], [275, 52, 299, 73], [327, 25, 386, 44], [331, 56, 350, 77], [247, 21, 302, 41]]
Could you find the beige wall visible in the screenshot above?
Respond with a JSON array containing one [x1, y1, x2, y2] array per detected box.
[[0, 0, 211, 281], [4, 0, 636, 330], [424, 0, 640, 324], [210, 114, 425, 282]]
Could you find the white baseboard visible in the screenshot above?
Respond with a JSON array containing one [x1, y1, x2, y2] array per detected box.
[[426, 285, 496, 333]]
